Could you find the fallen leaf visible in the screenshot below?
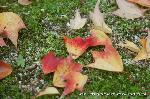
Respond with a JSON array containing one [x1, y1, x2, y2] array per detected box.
[[69, 9, 87, 29], [62, 72, 87, 96], [89, 0, 112, 33], [0, 60, 12, 79], [0, 12, 26, 47], [41, 52, 62, 75], [53, 57, 87, 96], [64, 29, 112, 59], [113, 0, 146, 19], [118, 40, 140, 52], [64, 36, 89, 59], [35, 87, 59, 98], [133, 30, 150, 61], [0, 38, 6, 47], [134, 38, 148, 61], [146, 29, 150, 53], [128, 0, 150, 7], [87, 45, 123, 72], [53, 57, 82, 87], [18, 0, 32, 5], [89, 29, 112, 46]]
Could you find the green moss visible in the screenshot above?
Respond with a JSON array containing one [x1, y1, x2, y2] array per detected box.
[[0, 0, 150, 99]]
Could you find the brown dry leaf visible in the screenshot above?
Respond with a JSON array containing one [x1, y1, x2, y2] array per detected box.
[[18, 0, 32, 5], [0, 60, 12, 80], [0, 12, 26, 47], [69, 9, 87, 29], [128, 0, 150, 7], [118, 40, 140, 52], [35, 87, 59, 98], [113, 0, 146, 19], [89, 0, 112, 33]]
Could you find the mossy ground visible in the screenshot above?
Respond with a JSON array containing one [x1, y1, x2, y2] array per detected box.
[[0, 0, 150, 99]]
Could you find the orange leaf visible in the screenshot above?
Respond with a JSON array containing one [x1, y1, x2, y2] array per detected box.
[[0, 12, 26, 47], [134, 38, 150, 61], [53, 57, 87, 96], [64, 29, 112, 59], [128, 0, 150, 7], [134, 30, 150, 61], [87, 45, 123, 72], [64, 36, 89, 59], [0, 60, 12, 80], [18, 0, 32, 5], [62, 72, 87, 96]]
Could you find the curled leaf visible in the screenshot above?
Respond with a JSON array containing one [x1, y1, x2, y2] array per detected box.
[[118, 40, 140, 52], [69, 9, 87, 29], [41, 52, 62, 75], [87, 45, 123, 72], [134, 38, 148, 61], [0, 38, 6, 47], [133, 30, 150, 61], [89, 0, 112, 33], [113, 0, 146, 19], [128, 0, 150, 7], [0, 60, 12, 79], [0, 12, 26, 47], [18, 0, 32, 5], [35, 87, 59, 98]]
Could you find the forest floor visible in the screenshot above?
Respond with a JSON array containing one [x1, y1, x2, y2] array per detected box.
[[0, 0, 150, 99]]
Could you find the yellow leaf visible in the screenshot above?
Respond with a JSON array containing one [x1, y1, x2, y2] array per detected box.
[[134, 38, 150, 61], [118, 40, 140, 53], [35, 87, 59, 98], [146, 29, 150, 53], [87, 46, 123, 72]]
